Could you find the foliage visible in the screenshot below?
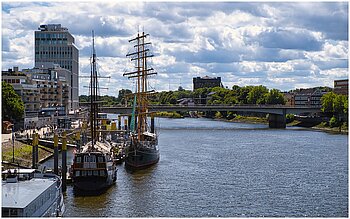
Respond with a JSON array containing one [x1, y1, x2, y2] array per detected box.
[[329, 116, 339, 128], [215, 111, 223, 118], [265, 89, 286, 104], [117, 89, 132, 105], [2, 81, 24, 122], [321, 92, 348, 115], [79, 94, 120, 106], [286, 114, 295, 123], [155, 111, 183, 118], [79, 85, 288, 107], [247, 85, 268, 104], [321, 92, 336, 113]]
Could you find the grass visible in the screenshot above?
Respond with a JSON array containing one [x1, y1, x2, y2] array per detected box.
[[2, 141, 53, 167], [155, 111, 183, 118], [229, 115, 268, 124], [313, 122, 348, 133]]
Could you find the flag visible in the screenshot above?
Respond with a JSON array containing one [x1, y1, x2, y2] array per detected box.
[[130, 95, 136, 133]]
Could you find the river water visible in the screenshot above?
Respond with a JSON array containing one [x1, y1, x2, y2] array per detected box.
[[44, 118, 348, 217]]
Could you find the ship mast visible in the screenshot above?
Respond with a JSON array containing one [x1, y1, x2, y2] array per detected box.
[[90, 30, 98, 147], [124, 32, 157, 141]]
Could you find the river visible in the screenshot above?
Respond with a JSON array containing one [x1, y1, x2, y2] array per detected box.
[[43, 117, 348, 217]]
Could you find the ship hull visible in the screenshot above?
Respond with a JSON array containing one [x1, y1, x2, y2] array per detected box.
[[73, 175, 116, 191], [125, 148, 159, 170]]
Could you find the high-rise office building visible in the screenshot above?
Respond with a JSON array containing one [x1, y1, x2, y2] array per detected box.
[[34, 24, 79, 111]]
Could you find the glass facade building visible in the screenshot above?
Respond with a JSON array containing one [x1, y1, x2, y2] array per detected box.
[[34, 24, 79, 111]]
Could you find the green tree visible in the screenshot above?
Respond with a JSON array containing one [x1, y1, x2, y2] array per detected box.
[[117, 89, 132, 104], [247, 85, 268, 104], [265, 89, 286, 104], [333, 94, 347, 114], [344, 96, 348, 114], [2, 81, 24, 122], [238, 86, 253, 104], [321, 92, 336, 113]]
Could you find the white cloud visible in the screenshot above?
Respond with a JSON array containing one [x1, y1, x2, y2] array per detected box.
[[1, 2, 348, 94]]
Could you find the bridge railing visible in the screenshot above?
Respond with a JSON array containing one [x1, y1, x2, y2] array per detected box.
[[99, 104, 321, 109]]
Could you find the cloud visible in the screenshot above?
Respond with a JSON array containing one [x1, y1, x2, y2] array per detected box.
[[257, 28, 323, 51], [1, 2, 348, 94]]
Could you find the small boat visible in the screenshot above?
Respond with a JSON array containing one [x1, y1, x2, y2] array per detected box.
[[123, 31, 160, 170], [2, 169, 65, 217], [70, 31, 117, 192]]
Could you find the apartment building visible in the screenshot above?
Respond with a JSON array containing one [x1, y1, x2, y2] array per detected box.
[[334, 79, 348, 96], [2, 66, 70, 128], [293, 88, 326, 108]]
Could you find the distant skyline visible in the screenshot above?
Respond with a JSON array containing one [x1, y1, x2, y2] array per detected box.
[[2, 1, 348, 95]]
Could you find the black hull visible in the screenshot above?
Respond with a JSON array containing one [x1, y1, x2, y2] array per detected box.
[[125, 148, 159, 170], [73, 175, 116, 192]]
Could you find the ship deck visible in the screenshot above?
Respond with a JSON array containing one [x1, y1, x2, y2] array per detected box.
[[2, 178, 56, 209]]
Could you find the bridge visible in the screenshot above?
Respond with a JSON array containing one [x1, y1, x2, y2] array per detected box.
[[99, 104, 321, 128]]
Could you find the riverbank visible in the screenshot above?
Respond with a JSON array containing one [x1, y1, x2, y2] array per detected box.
[[214, 115, 348, 134], [2, 140, 54, 169], [289, 120, 348, 134], [155, 111, 184, 118]]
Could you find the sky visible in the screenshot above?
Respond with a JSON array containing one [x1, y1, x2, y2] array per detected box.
[[1, 1, 348, 96]]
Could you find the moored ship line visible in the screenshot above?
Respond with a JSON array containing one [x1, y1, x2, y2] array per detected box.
[[70, 30, 117, 192], [124, 31, 160, 170]]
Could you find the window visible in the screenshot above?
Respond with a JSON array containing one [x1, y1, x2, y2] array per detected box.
[[76, 156, 82, 163], [84, 155, 89, 163], [75, 171, 80, 177], [100, 170, 105, 176], [10, 209, 18, 216], [90, 155, 96, 163], [82, 170, 86, 176], [93, 170, 98, 176], [98, 156, 104, 163]]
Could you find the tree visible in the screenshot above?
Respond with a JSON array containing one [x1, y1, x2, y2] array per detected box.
[[238, 86, 253, 104], [2, 81, 24, 122], [247, 85, 268, 104], [321, 92, 336, 113], [333, 94, 347, 115], [117, 89, 132, 104], [344, 97, 348, 114], [265, 89, 286, 104]]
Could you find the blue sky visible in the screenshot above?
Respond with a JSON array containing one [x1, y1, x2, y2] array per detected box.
[[1, 1, 348, 95]]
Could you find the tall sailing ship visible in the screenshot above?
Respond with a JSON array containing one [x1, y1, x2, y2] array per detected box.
[[71, 31, 117, 191], [123, 32, 160, 170]]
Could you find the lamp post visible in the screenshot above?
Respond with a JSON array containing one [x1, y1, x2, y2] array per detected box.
[[12, 125, 15, 163]]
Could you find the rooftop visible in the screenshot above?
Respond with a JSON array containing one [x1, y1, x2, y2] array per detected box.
[[38, 24, 68, 32], [2, 177, 56, 209]]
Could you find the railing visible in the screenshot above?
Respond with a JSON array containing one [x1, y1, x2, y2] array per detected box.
[[72, 162, 106, 169], [101, 104, 321, 109]]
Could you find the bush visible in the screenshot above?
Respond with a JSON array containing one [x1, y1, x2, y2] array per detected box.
[[226, 112, 236, 120], [215, 111, 223, 118], [329, 116, 339, 128], [286, 114, 295, 123]]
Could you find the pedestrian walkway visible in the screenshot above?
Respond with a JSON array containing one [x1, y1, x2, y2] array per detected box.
[[1, 126, 52, 143]]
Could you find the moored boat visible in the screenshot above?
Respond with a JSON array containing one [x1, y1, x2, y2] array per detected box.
[[71, 141, 117, 191], [70, 31, 117, 192], [2, 169, 65, 217], [123, 31, 160, 170]]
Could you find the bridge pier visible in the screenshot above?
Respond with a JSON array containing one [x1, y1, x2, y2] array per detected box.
[[268, 111, 286, 128]]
